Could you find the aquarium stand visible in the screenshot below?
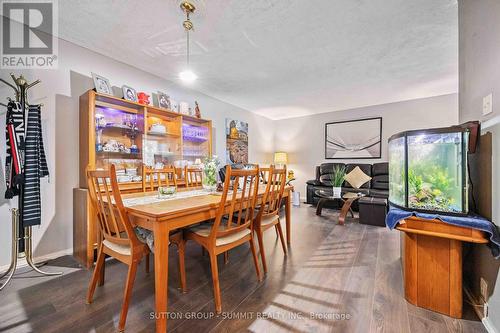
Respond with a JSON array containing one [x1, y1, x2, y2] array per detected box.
[[397, 216, 488, 318]]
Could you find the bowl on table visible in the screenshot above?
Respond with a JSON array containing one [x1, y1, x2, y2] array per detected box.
[[158, 186, 176, 198]]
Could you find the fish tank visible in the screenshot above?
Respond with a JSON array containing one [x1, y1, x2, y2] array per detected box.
[[388, 127, 469, 215]]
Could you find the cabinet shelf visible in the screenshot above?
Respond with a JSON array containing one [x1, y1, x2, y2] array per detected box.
[[96, 151, 142, 159], [146, 131, 180, 138]]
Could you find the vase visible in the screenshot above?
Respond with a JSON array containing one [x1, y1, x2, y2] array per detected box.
[[332, 186, 342, 198], [202, 167, 217, 192]]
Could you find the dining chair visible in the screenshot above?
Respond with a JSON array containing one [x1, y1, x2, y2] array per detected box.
[[86, 164, 186, 332], [185, 166, 203, 187], [254, 165, 287, 274], [183, 165, 262, 313], [260, 167, 270, 184], [142, 165, 177, 192]]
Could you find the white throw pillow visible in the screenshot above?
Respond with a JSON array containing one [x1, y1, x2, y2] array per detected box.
[[344, 166, 372, 189]]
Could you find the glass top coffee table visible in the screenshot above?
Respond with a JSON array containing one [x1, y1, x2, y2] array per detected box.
[[315, 189, 366, 225]]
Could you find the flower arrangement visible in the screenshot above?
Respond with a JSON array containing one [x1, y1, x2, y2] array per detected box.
[[202, 156, 220, 191]]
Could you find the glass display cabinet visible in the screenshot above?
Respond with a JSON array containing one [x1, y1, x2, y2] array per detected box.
[[79, 90, 212, 192], [182, 117, 211, 164], [143, 107, 182, 169], [94, 106, 144, 185], [388, 126, 469, 215]]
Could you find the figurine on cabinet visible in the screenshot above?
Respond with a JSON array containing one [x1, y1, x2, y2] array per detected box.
[[195, 101, 201, 118], [137, 92, 150, 105]]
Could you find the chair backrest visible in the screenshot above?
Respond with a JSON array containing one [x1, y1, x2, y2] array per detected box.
[[185, 166, 203, 187], [142, 164, 177, 192], [87, 164, 141, 249], [259, 165, 287, 218], [260, 167, 271, 184], [209, 165, 260, 244]]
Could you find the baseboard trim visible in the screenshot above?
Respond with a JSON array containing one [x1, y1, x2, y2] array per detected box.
[[0, 248, 73, 272], [464, 286, 499, 333]]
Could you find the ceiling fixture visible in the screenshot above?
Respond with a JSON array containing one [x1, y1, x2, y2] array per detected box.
[[179, 1, 197, 84]]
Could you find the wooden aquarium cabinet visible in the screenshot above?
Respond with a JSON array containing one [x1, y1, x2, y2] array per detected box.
[[397, 217, 488, 318], [74, 90, 212, 268]]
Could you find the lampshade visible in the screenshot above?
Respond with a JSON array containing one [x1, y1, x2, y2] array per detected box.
[[274, 152, 288, 165]]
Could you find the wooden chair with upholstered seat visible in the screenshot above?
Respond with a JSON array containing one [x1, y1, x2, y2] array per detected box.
[[183, 165, 262, 313], [259, 167, 271, 184], [86, 164, 186, 332], [254, 165, 287, 274], [142, 165, 177, 192], [185, 166, 203, 187]]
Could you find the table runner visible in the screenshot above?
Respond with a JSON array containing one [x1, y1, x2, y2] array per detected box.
[[122, 189, 211, 207]]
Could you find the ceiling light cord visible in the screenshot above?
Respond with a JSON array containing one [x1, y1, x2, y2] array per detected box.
[[186, 29, 190, 67]]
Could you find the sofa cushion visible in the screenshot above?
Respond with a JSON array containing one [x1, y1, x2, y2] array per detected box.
[[369, 189, 389, 199], [306, 179, 322, 186], [344, 166, 372, 189], [319, 174, 332, 186], [372, 162, 388, 176], [342, 187, 370, 196], [319, 163, 345, 176], [344, 164, 372, 188], [372, 174, 389, 190]]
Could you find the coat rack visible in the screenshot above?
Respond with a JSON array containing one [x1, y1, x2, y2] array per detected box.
[[0, 74, 61, 291]]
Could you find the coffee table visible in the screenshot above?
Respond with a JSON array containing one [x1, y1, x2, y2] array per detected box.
[[315, 189, 365, 225]]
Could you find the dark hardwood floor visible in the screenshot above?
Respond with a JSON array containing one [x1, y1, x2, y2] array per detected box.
[[0, 205, 486, 333]]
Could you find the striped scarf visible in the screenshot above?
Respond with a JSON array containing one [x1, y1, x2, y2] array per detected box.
[[22, 104, 49, 227], [4, 101, 25, 199]]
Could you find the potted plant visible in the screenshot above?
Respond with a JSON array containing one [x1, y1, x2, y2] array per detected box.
[[328, 165, 346, 198], [202, 156, 220, 192]]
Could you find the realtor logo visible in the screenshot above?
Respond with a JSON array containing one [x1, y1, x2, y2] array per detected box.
[[1, 0, 58, 69]]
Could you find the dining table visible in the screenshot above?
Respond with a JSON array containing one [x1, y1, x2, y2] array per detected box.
[[120, 185, 293, 332]]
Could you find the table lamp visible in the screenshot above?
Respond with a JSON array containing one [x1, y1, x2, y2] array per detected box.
[[274, 152, 288, 167]]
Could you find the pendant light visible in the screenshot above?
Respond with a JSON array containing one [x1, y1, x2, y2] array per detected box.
[[179, 1, 197, 83]]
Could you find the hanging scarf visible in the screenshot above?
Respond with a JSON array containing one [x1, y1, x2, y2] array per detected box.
[[22, 104, 49, 227], [4, 101, 25, 199]]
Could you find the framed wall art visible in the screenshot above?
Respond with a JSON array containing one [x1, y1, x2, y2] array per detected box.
[[325, 117, 382, 159]]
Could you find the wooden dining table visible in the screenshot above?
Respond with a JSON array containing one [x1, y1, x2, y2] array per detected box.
[[121, 185, 293, 332]]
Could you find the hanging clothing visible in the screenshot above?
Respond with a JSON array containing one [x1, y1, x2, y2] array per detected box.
[[22, 104, 49, 227], [4, 101, 25, 199]]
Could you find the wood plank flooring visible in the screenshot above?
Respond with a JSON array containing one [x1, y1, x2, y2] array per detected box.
[[0, 205, 486, 333]]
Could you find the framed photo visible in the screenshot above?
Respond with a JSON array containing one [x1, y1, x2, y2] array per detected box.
[[325, 117, 382, 159], [122, 85, 137, 102], [92, 73, 112, 95], [157, 91, 171, 110]]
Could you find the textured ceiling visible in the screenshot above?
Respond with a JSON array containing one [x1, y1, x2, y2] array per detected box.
[[58, 0, 458, 120]]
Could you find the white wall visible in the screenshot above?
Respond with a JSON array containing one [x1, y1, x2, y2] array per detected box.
[[0, 38, 274, 268], [273, 94, 459, 198], [459, 1, 500, 331]]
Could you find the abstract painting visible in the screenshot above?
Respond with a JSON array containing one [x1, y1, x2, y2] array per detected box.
[[325, 117, 382, 159], [226, 119, 248, 164]]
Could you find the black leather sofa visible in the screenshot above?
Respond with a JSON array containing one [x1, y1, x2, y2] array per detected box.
[[306, 162, 389, 211]]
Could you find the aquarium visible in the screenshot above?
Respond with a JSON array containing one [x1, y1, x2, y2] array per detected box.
[[388, 127, 469, 215]]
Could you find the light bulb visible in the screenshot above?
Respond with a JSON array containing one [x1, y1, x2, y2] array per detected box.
[[179, 70, 197, 83]]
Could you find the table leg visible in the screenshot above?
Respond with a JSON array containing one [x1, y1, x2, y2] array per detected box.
[[339, 198, 357, 225], [316, 198, 326, 216], [153, 222, 170, 333], [285, 192, 292, 244]]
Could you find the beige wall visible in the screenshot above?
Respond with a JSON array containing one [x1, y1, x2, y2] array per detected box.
[[459, 1, 500, 330], [273, 94, 459, 199], [0, 38, 274, 268]]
